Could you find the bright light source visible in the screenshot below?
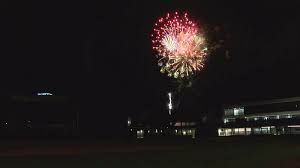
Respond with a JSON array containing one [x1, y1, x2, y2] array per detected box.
[[168, 92, 173, 109], [127, 117, 131, 126], [224, 119, 229, 124], [167, 92, 173, 115], [37, 93, 53, 96], [218, 129, 222, 136]]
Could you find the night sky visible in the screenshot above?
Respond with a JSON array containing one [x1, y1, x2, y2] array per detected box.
[[1, 1, 300, 130]]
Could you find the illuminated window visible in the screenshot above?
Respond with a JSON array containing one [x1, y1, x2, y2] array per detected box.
[[238, 128, 245, 135], [218, 129, 224, 136], [225, 129, 232, 136], [233, 107, 244, 116], [246, 128, 251, 135], [224, 108, 234, 116], [174, 122, 181, 126], [137, 130, 144, 139]]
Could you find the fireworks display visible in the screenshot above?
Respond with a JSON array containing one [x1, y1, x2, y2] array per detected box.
[[151, 12, 208, 78]]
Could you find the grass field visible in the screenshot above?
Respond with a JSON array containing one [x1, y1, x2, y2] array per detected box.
[[0, 136, 300, 168]]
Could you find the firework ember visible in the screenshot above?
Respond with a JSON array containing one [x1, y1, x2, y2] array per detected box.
[[151, 12, 208, 78]]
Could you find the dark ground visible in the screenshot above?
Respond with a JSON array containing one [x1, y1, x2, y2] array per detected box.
[[0, 136, 300, 168]]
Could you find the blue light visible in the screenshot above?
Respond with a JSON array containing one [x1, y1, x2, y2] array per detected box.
[[37, 93, 53, 96]]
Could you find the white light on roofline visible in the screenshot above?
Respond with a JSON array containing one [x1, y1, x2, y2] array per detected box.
[[288, 125, 300, 128], [37, 93, 53, 96]]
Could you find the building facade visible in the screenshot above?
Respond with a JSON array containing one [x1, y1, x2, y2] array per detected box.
[[218, 97, 300, 136], [0, 93, 76, 136]]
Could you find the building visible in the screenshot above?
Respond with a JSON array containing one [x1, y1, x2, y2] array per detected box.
[[126, 92, 200, 139], [0, 93, 76, 136], [218, 97, 300, 136], [127, 120, 197, 139], [127, 115, 198, 139]]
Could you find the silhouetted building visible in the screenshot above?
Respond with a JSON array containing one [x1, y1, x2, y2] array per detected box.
[[0, 93, 76, 136]]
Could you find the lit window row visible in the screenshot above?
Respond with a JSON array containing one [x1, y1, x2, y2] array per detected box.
[[218, 125, 300, 136]]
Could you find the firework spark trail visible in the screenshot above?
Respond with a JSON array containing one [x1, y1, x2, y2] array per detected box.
[[151, 12, 208, 78]]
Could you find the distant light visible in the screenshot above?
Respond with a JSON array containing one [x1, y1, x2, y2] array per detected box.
[[37, 93, 53, 96], [137, 130, 144, 139], [155, 129, 158, 133], [127, 117, 131, 126]]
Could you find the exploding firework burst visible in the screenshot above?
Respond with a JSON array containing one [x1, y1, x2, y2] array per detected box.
[[151, 12, 208, 78]]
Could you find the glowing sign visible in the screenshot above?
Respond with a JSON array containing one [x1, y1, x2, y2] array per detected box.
[[37, 93, 53, 96]]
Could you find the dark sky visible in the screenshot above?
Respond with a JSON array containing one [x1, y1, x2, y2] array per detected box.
[[1, 1, 300, 125]]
